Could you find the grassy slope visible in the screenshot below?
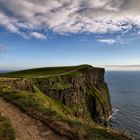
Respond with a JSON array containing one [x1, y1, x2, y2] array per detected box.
[[0, 112, 15, 140], [0, 65, 88, 78], [0, 89, 131, 140]]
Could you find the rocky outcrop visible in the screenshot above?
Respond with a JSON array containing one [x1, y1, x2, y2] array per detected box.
[[0, 65, 111, 124], [0, 78, 34, 92], [34, 65, 112, 124]]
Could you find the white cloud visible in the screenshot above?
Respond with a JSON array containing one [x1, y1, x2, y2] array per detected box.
[[0, 0, 140, 39], [97, 39, 116, 45], [29, 32, 47, 40], [137, 31, 140, 35], [0, 12, 19, 33]]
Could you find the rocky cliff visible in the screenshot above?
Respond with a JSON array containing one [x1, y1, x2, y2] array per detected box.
[[0, 65, 112, 124]]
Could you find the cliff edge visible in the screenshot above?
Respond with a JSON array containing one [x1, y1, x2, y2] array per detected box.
[[34, 65, 112, 124]]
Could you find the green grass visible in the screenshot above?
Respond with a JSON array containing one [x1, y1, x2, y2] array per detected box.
[[0, 112, 15, 140], [0, 65, 90, 78], [0, 89, 73, 120], [0, 90, 131, 140]]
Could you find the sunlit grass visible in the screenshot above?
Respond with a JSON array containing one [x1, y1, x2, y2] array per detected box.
[[0, 112, 15, 140]]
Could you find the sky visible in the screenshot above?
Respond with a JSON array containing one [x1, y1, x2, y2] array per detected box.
[[0, 0, 140, 70]]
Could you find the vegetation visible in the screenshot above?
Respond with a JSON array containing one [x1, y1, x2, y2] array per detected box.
[[0, 88, 76, 122], [0, 65, 89, 78], [0, 112, 15, 140], [0, 90, 131, 140]]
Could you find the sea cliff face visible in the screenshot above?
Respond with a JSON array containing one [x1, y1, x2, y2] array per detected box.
[[34, 66, 112, 124], [0, 65, 112, 124]]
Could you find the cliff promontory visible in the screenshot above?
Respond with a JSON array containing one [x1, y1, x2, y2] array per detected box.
[[0, 65, 131, 140], [34, 65, 112, 124]]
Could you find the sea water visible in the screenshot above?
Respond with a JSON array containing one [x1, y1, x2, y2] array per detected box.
[[105, 71, 140, 139]]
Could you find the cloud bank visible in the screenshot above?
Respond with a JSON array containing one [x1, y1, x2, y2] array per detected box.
[[0, 0, 140, 39]]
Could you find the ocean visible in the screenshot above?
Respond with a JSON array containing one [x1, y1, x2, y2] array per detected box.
[[0, 70, 12, 74], [0, 70, 5, 74], [105, 71, 140, 140]]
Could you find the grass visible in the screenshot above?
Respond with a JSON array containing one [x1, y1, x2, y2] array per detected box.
[[0, 88, 73, 120], [0, 64, 102, 78], [0, 112, 15, 140], [0, 65, 90, 78], [0, 90, 132, 140]]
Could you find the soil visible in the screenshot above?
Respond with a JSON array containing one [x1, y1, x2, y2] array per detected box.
[[0, 98, 64, 140]]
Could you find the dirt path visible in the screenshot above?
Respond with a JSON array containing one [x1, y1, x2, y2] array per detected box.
[[0, 98, 63, 140]]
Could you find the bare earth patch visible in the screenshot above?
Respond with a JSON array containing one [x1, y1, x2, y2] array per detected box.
[[0, 98, 63, 140], [0, 77, 19, 81]]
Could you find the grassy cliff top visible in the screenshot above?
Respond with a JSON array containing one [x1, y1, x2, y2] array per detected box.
[[0, 64, 102, 78]]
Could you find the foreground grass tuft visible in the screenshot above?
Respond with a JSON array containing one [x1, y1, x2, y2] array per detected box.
[[0, 112, 15, 140]]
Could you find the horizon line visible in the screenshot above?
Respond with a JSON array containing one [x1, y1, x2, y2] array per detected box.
[[1, 64, 140, 71]]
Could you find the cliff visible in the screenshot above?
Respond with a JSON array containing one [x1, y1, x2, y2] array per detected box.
[[0, 65, 132, 140], [34, 66, 112, 124], [0, 65, 111, 124]]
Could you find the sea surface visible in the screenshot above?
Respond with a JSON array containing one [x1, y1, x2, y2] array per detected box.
[[0, 70, 5, 74], [105, 71, 140, 140], [0, 70, 11, 74]]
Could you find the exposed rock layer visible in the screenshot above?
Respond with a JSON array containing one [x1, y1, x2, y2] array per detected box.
[[0, 65, 112, 124]]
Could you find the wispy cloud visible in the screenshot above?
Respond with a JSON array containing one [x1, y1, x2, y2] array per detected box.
[[29, 32, 47, 40], [0, 0, 140, 39], [137, 31, 140, 35], [97, 39, 116, 45]]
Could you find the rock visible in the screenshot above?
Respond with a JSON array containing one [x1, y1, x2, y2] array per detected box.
[[0, 65, 112, 124], [34, 66, 112, 123]]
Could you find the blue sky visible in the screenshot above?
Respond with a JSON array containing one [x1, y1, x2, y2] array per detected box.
[[0, 0, 140, 70]]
